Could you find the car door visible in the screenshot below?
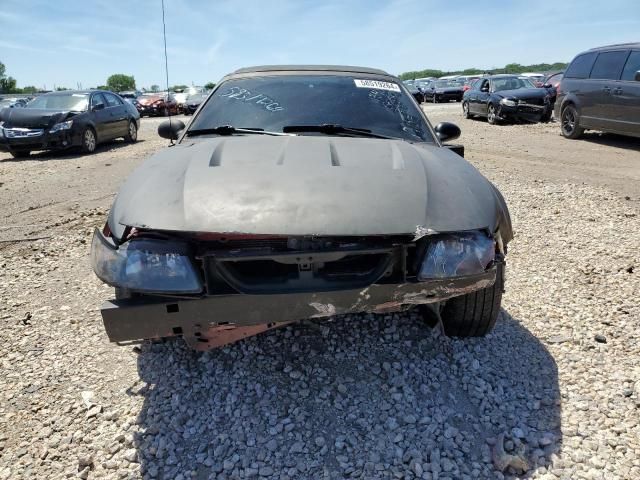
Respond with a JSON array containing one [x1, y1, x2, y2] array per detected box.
[[475, 79, 491, 116], [583, 50, 629, 131], [466, 79, 483, 114], [104, 93, 129, 137], [615, 50, 640, 134], [90, 93, 110, 140]]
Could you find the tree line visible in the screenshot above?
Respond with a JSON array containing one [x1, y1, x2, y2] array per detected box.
[[0, 62, 216, 95], [399, 62, 568, 80]]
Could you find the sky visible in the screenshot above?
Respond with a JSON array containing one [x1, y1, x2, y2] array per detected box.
[[1, 0, 639, 90]]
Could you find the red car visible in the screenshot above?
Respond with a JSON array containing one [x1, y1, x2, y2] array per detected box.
[[136, 93, 179, 117]]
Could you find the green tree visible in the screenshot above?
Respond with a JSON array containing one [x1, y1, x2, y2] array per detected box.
[[149, 84, 160, 92], [106, 74, 136, 92], [96, 85, 109, 91], [0, 61, 18, 93], [21, 86, 38, 94], [0, 76, 17, 93], [170, 84, 188, 92], [204, 82, 216, 90]]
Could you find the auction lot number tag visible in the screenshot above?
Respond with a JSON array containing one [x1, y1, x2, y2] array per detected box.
[[354, 79, 401, 92]]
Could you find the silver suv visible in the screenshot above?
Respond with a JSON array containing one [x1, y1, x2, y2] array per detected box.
[[555, 43, 640, 139]]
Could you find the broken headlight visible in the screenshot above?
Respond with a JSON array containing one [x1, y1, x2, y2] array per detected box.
[[49, 120, 73, 133], [499, 98, 517, 107], [90, 229, 202, 293], [418, 231, 495, 280]]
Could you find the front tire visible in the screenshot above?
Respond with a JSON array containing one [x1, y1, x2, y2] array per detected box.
[[440, 263, 504, 337], [560, 104, 584, 139], [81, 127, 97, 153], [10, 150, 30, 159], [462, 101, 471, 119], [124, 121, 137, 143], [487, 103, 498, 125]]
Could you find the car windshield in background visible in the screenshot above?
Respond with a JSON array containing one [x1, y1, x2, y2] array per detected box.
[[492, 77, 535, 92], [27, 93, 89, 111], [435, 81, 454, 88], [190, 75, 433, 143]]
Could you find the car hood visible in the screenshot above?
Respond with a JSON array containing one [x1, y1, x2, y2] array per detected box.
[[494, 88, 547, 99], [138, 97, 162, 105], [109, 136, 511, 239], [0, 108, 79, 128]]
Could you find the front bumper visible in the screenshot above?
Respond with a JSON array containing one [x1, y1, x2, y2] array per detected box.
[[100, 267, 497, 348], [0, 128, 81, 153], [137, 105, 163, 116], [498, 103, 550, 122]]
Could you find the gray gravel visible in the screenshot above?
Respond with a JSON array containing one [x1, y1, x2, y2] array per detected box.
[[1, 121, 639, 479]]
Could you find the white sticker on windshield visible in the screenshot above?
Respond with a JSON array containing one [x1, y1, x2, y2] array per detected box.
[[354, 79, 401, 92]]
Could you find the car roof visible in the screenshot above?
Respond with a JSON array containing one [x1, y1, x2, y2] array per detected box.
[[486, 74, 522, 79], [587, 42, 640, 51], [231, 65, 392, 76], [43, 90, 111, 96]]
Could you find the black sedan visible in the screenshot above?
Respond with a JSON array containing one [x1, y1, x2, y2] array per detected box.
[[182, 92, 209, 115], [0, 90, 140, 158], [462, 75, 552, 124], [423, 80, 464, 103], [404, 83, 424, 104]]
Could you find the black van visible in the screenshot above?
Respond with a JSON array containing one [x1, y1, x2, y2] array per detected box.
[[555, 43, 640, 139]]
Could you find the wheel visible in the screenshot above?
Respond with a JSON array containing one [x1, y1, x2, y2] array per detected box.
[[560, 104, 584, 139], [124, 121, 137, 143], [439, 263, 504, 337], [540, 109, 552, 123], [462, 101, 471, 119], [10, 150, 30, 159], [487, 103, 498, 125], [81, 127, 97, 153]]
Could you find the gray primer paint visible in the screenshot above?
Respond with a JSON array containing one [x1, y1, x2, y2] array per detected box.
[[109, 135, 512, 240]]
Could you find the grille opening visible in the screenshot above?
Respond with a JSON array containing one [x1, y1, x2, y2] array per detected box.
[[224, 260, 299, 285], [319, 254, 385, 279], [166, 304, 179, 313]]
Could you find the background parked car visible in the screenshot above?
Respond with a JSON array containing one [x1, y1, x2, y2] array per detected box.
[[555, 43, 640, 139], [463, 75, 552, 124], [423, 80, 464, 103], [404, 82, 425, 103], [0, 97, 28, 109], [118, 90, 141, 107], [174, 86, 204, 113], [136, 93, 179, 117], [182, 92, 209, 115], [0, 90, 139, 158], [520, 72, 546, 87]]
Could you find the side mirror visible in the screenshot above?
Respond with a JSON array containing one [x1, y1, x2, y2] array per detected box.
[[92, 103, 105, 111], [635, 71, 640, 82], [434, 122, 461, 142], [481, 86, 489, 92], [543, 83, 553, 89], [158, 119, 185, 140]]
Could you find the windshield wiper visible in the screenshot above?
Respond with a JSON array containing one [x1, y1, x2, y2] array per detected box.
[[282, 124, 393, 139], [186, 125, 290, 137]]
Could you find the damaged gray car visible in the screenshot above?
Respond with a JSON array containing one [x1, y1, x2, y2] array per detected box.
[[90, 65, 513, 350]]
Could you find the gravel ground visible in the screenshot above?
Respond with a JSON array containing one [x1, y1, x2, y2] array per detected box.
[[0, 111, 639, 479]]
